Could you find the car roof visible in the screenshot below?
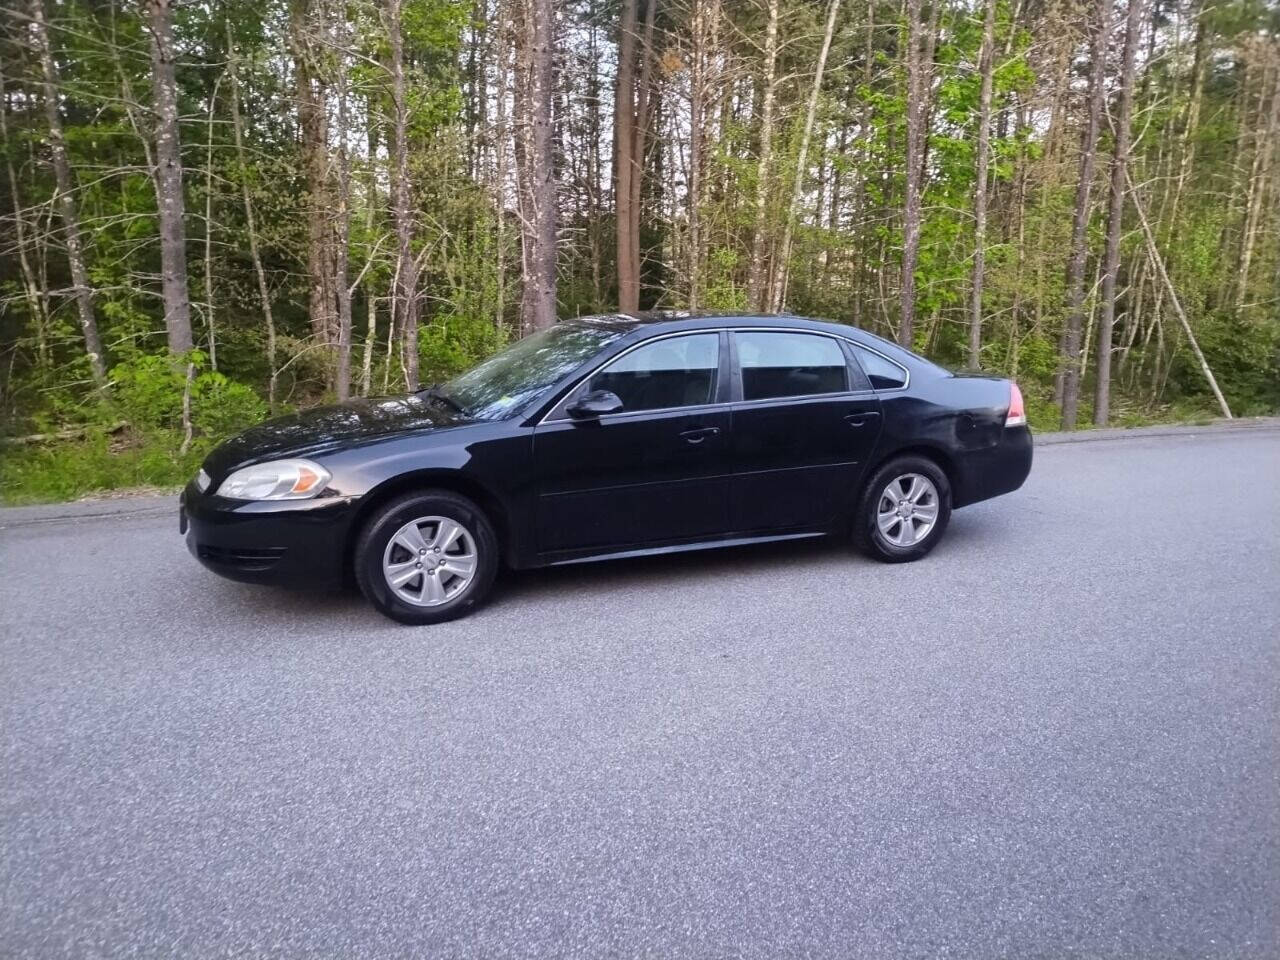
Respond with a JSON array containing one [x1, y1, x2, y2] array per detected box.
[[566, 310, 825, 329], [561, 312, 938, 369]]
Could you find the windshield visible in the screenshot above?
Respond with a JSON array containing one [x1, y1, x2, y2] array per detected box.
[[437, 323, 624, 420]]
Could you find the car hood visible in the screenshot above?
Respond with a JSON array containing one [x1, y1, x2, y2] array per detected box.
[[202, 395, 468, 479]]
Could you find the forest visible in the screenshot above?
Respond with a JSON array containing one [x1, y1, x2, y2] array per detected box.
[[0, 0, 1277, 502]]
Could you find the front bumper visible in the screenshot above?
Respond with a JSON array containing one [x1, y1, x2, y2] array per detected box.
[[181, 483, 358, 589]]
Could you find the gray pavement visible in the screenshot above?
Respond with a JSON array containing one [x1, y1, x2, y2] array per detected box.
[[2, 425, 1278, 958]]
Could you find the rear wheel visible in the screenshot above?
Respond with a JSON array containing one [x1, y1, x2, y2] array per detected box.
[[354, 490, 499, 624], [852, 455, 952, 563]]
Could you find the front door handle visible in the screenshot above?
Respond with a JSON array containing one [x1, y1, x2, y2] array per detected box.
[[844, 413, 878, 428], [680, 426, 721, 444]]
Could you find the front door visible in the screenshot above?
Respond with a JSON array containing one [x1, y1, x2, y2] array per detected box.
[[729, 330, 882, 533], [533, 332, 733, 555]]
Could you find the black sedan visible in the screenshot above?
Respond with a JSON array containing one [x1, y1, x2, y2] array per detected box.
[[182, 314, 1032, 624]]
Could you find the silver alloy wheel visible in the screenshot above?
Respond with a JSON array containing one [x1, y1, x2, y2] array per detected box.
[[876, 473, 939, 547], [382, 515, 479, 607]]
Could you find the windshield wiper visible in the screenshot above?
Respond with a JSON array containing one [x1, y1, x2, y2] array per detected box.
[[420, 386, 468, 416]]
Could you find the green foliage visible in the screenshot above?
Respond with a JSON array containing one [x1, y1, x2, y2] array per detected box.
[[702, 248, 749, 312], [193, 372, 269, 438], [1178, 313, 1280, 416], [0, 429, 206, 505], [418, 313, 508, 386], [110, 354, 191, 431], [109, 351, 264, 434], [1, 350, 266, 504]]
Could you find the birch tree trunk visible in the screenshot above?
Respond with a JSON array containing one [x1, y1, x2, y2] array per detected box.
[[628, 0, 657, 312], [1235, 62, 1280, 311], [967, 0, 997, 368], [1164, 9, 1206, 238], [29, 0, 106, 381], [686, 0, 716, 311], [0, 58, 50, 370], [770, 0, 840, 313], [899, 0, 927, 347], [1127, 168, 1231, 419], [291, 0, 335, 348], [386, 0, 421, 386], [332, 16, 354, 402], [493, 0, 510, 329], [361, 117, 379, 396], [227, 21, 278, 411], [747, 0, 780, 312], [202, 77, 219, 371], [1059, 0, 1113, 429], [586, 18, 604, 310], [146, 0, 193, 356], [1094, 0, 1145, 425]]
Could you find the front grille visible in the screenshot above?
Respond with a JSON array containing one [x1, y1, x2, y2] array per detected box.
[[196, 545, 286, 572]]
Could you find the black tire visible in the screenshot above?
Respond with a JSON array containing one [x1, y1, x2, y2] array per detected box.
[[851, 454, 952, 563], [354, 489, 499, 625]]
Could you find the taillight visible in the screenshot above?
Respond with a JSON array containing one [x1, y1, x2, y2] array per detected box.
[[1006, 382, 1027, 427]]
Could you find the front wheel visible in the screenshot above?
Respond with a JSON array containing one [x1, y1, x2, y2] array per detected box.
[[852, 455, 952, 563], [354, 490, 499, 624]]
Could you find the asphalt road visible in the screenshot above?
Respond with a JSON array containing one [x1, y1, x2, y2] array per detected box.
[[3, 425, 1278, 959]]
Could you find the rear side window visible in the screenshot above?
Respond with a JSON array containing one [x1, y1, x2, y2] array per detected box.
[[852, 344, 908, 390], [587, 333, 720, 412], [736, 332, 848, 401]]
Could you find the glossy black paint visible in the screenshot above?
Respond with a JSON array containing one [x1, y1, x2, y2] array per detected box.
[[182, 314, 1032, 588]]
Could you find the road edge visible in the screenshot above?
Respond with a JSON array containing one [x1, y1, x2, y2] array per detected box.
[[0, 494, 177, 528], [1034, 415, 1280, 447]]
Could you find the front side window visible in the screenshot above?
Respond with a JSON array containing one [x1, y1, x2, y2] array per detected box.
[[586, 333, 720, 412], [736, 332, 848, 401], [852, 344, 909, 390]]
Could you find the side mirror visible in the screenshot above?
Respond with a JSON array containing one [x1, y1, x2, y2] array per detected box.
[[567, 389, 624, 419]]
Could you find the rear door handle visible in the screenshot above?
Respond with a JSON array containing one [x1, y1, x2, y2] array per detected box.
[[680, 426, 720, 444], [844, 413, 878, 428]]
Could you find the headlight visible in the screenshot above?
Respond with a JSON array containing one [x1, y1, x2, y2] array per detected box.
[[215, 458, 331, 501]]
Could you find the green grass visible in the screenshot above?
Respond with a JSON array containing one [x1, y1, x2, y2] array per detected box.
[[0, 428, 207, 505], [1024, 390, 1223, 434]]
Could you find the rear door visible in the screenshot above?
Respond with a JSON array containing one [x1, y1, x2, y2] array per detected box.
[[729, 330, 882, 533], [532, 332, 733, 555]]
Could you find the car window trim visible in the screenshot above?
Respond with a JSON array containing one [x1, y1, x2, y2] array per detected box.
[[837, 338, 871, 392], [732, 327, 910, 395], [847, 340, 911, 392], [550, 399, 734, 426], [538, 326, 907, 425]]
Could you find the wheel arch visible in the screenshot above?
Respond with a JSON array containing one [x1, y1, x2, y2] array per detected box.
[[342, 470, 515, 585], [861, 443, 962, 506]]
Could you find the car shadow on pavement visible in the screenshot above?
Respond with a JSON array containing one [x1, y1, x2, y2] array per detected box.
[[197, 572, 372, 626], [498, 535, 852, 599], [495, 507, 1001, 603]]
